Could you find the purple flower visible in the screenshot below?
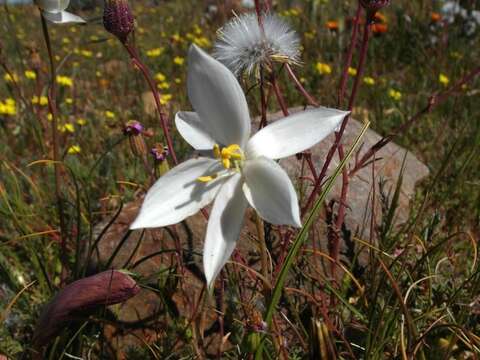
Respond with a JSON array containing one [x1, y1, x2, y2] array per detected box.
[[123, 120, 144, 136]]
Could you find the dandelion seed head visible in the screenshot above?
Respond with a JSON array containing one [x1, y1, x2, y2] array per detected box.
[[213, 13, 301, 77]]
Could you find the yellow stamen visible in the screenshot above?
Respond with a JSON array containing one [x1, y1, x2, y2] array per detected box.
[[222, 158, 231, 169], [213, 144, 221, 158], [197, 174, 218, 182]]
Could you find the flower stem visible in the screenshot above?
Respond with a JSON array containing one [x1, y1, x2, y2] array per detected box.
[[124, 43, 178, 165], [40, 13, 67, 268], [285, 63, 319, 107]]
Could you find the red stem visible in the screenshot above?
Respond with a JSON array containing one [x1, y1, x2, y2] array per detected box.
[[124, 44, 178, 165], [285, 63, 319, 107]]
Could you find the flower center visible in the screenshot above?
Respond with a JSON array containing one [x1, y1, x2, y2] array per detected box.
[[197, 143, 244, 183]]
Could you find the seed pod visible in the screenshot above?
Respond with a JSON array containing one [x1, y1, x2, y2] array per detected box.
[[124, 120, 147, 158], [103, 0, 135, 44], [33, 270, 140, 348]]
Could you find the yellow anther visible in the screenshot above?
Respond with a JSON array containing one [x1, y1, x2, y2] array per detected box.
[[222, 158, 231, 169], [197, 174, 218, 183], [213, 144, 221, 159]]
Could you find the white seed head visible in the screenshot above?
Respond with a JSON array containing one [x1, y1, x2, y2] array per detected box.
[[213, 13, 301, 77]]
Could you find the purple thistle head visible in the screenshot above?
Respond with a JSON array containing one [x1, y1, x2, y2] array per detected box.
[[123, 120, 144, 136], [103, 0, 135, 44]]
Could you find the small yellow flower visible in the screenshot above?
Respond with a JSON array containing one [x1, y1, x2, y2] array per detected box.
[[193, 24, 202, 35], [388, 89, 402, 101], [363, 77, 376, 86], [67, 145, 81, 154], [172, 33, 182, 42], [32, 96, 49, 106], [193, 37, 211, 48], [62, 37, 71, 44], [81, 49, 93, 58], [56, 75, 73, 87], [348, 67, 357, 76], [160, 94, 172, 105], [105, 110, 115, 119], [25, 70, 37, 80], [4, 73, 18, 83], [0, 98, 16, 116], [58, 123, 75, 133], [439, 73, 449, 86], [316, 62, 332, 75], [174, 78, 182, 84], [157, 82, 170, 90], [155, 72, 166, 82], [77, 118, 87, 126], [89, 35, 99, 41], [173, 56, 185, 66], [65, 98, 73, 105], [47, 113, 53, 121], [146, 48, 164, 57]]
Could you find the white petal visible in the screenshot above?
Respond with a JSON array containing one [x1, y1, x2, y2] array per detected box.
[[187, 44, 251, 147], [246, 107, 349, 159], [36, 0, 69, 12], [43, 10, 85, 24], [175, 111, 216, 151], [203, 174, 247, 287], [131, 158, 226, 229], [242, 157, 301, 227]]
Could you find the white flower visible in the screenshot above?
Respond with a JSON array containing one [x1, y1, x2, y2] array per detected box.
[[35, 0, 85, 24], [131, 45, 348, 286], [213, 13, 300, 77]]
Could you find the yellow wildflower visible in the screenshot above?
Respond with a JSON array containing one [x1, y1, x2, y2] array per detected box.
[[62, 37, 71, 44], [174, 78, 182, 84], [105, 110, 115, 119], [158, 82, 170, 90], [155, 72, 166, 82], [67, 145, 81, 154], [173, 56, 185, 66], [388, 89, 402, 101], [439, 73, 449, 86], [47, 113, 53, 121], [146, 48, 164, 57], [160, 94, 172, 105], [348, 67, 357, 76], [316, 62, 332, 75], [58, 123, 75, 133], [172, 33, 182, 42], [65, 98, 73, 105], [56, 75, 73, 87], [81, 50, 93, 58], [32, 96, 49, 106], [77, 118, 87, 126], [4, 73, 18, 83], [363, 77, 376, 86], [25, 70, 37, 80], [0, 98, 16, 116]]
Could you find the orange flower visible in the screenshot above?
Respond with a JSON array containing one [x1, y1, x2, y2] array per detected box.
[[326, 20, 339, 31], [372, 23, 388, 34], [374, 12, 387, 23], [431, 12, 442, 23]]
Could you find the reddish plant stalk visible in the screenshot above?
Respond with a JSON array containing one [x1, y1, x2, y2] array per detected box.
[[124, 44, 178, 165], [332, 21, 371, 275], [40, 14, 67, 267], [300, 6, 365, 217], [285, 63, 319, 107], [337, 3, 362, 108]]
